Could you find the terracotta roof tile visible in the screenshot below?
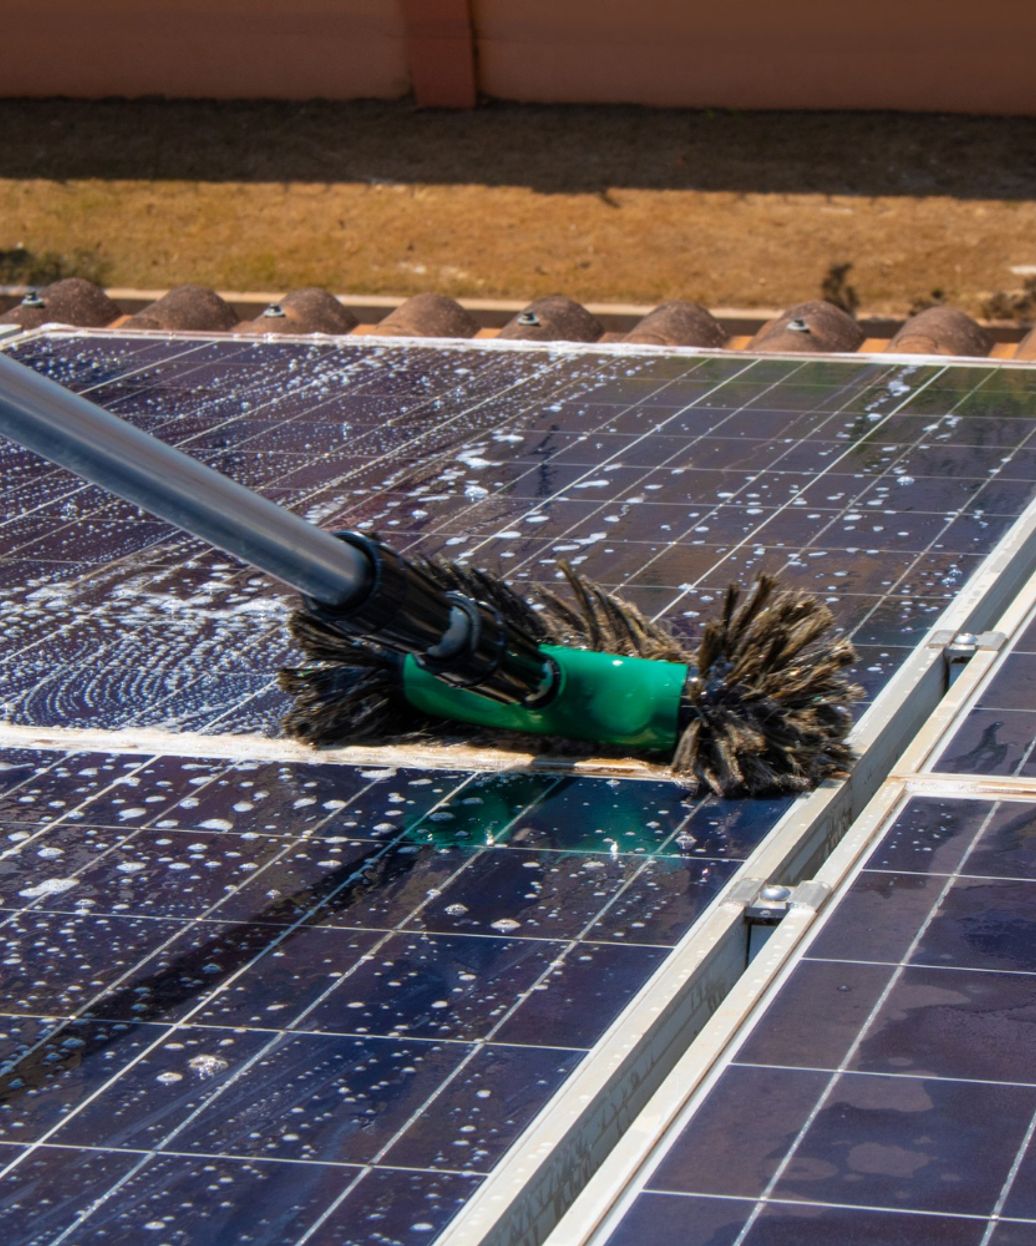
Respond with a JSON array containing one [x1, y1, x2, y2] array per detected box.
[[122, 285, 238, 332], [370, 292, 477, 338], [234, 288, 358, 336], [887, 306, 993, 356], [2, 279, 1033, 361], [0, 277, 120, 331], [750, 300, 864, 354], [623, 300, 727, 348], [497, 295, 602, 342]]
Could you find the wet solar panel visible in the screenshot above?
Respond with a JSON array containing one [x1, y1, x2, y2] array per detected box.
[[4, 336, 1035, 734], [599, 793, 1036, 1246], [0, 747, 783, 1244], [4, 331, 1036, 1244]]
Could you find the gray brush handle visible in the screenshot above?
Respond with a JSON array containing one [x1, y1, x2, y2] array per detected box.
[[0, 350, 371, 607]]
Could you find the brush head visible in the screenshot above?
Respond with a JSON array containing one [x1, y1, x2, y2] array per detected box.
[[279, 555, 862, 798]]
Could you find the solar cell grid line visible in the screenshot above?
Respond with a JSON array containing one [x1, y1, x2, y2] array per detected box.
[[0, 758, 405, 935], [2, 334, 215, 398], [986, 1110, 1036, 1246], [0, 748, 167, 866], [381, 361, 815, 558], [661, 362, 1018, 647], [0, 336, 266, 535], [570, 363, 947, 601], [0, 333, 623, 580], [376, 356, 928, 602], [379, 354, 840, 565], [0, 336, 386, 534], [0, 755, 424, 1059], [0, 340, 237, 537], [253, 346, 714, 540], [1, 337, 344, 532], [0, 766, 700, 1058], [721, 800, 1009, 1246], [0, 346, 897, 570], [0, 757, 767, 1236], [511, 361, 1022, 662], [261, 348, 747, 545]]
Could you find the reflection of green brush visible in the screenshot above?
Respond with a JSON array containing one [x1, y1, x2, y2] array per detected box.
[[0, 352, 860, 797]]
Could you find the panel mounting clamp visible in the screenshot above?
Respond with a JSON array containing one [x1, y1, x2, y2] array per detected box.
[[745, 883, 793, 926], [928, 629, 1006, 684], [740, 879, 832, 965], [731, 879, 833, 927], [928, 629, 1006, 659]]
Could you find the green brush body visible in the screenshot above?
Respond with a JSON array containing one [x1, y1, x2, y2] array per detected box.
[[402, 645, 688, 753]]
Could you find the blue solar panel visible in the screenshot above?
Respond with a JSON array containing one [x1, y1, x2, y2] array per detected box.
[[600, 792, 1036, 1245], [5, 338, 1035, 736], [0, 747, 779, 1243], [5, 332, 1036, 1243]]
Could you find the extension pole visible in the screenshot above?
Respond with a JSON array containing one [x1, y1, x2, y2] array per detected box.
[[0, 351, 550, 703]]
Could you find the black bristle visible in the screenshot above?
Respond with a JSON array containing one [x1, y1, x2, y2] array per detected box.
[[279, 557, 862, 799]]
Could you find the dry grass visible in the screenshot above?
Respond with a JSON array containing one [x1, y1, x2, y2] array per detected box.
[[2, 99, 1035, 315]]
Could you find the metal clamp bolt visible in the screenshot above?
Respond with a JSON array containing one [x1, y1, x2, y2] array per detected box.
[[745, 883, 792, 925]]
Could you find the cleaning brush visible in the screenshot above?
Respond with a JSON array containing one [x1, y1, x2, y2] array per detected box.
[[281, 545, 860, 796], [0, 351, 860, 797]]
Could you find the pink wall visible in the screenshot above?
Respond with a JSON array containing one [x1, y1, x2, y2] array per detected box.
[[474, 0, 1036, 114], [2, 0, 1033, 114], [0, 0, 408, 100]]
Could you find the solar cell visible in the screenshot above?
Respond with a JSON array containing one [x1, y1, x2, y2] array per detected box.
[[5, 330, 1036, 1244]]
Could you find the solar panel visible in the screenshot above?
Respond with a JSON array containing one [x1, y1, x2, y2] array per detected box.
[[0, 746, 785, 1244], [4, 330, 1036, 1244], [592, 788, 1036, 1246], [6, 338, 1031, 737]]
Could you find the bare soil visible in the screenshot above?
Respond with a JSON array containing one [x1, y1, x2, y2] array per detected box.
[[1, 99, 1035, 318]]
